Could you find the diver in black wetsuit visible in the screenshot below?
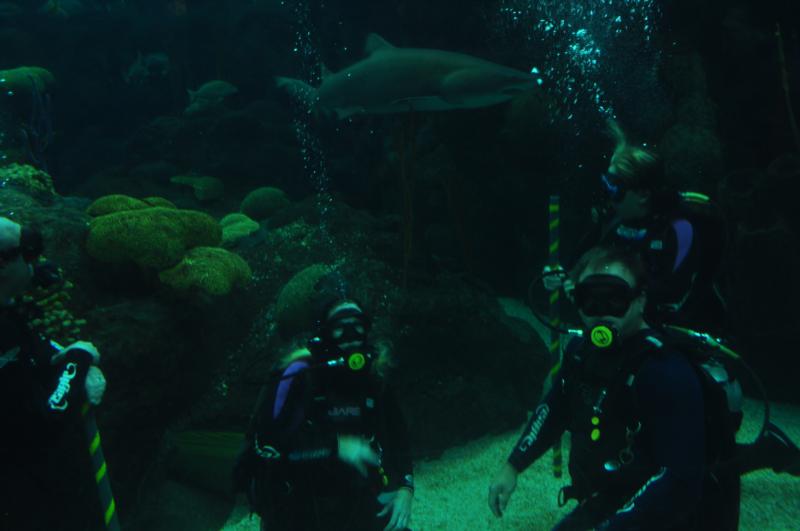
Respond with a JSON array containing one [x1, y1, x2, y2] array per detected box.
[[495, 245, 740, 530], [545, 121, 800, 478], [0, 217, 107, 530], [234, 275, 414, 531]]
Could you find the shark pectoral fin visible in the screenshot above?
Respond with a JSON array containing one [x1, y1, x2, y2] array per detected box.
[[365, 33, 395, 55], [321, 63, 333, 80]]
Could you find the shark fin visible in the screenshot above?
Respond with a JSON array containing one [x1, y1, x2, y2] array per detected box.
[[365, 33, 395, 55], [321, 63, 333, 80]]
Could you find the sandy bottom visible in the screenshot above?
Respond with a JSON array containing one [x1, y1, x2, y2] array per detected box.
[[221, 397, 799, 531]]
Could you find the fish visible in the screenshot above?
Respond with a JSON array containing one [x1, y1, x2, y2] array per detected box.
[[276, 33, 541, 119], [183, 80, 238, 116], [38, 0, 83, 18]]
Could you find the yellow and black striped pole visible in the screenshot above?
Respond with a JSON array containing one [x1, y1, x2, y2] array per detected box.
[[81, 402, 120, 531], [547, 194, 563, 478]]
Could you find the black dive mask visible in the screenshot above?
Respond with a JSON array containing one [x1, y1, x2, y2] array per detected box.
[[574, 274, 641, 318], [310, 301, 373, 372]]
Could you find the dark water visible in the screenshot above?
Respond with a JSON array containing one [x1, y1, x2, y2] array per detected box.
[[0, 0, 798, 529]]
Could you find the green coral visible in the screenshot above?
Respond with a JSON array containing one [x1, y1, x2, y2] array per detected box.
[[0, 163, 55, 196], [0, 66, 55, 96], [143, 197, 178, 209], [86, 194, 178, 217], [220, 213, 260, 246], [240, 186, 290, 220], [275, 263, 332, 338], [86, 207, 221, 270], [159, 246, 251, 296]]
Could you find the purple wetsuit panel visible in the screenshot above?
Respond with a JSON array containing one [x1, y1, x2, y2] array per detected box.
[[671, 219, 693, 273], [273, 361, 309, 419]]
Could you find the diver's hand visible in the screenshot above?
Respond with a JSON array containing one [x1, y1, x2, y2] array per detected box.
[[542, 265, 567, 291], [337, 435, 380, 477], [377, 488, 413, 530], [84, 366, 107, 405], [488, 462, 518, 518]]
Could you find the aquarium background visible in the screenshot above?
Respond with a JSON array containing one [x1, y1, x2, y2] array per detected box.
[[0, 0, 798, 529]]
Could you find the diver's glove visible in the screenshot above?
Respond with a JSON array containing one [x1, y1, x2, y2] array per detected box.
[[488, 462, 518, 518], [542, 265, 566, 291], [84, 366, 106, 405], [542, 265, 575, 297], [377, 487, 413, 531], [337, 434, 381, 477], [48, 341, 105, 411]]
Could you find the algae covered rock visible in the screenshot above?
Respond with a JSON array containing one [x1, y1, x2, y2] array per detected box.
[[159, 246, 251, 296], [86, 207, 221, 270], [143, 197, 178, 209], [275, 263, 332, 338], [0, 66, 55, 95], [170, 174, 225, 201], [0, 163, 55, 197], [240, 186, 290, 220], [220, 213, 259, 246]]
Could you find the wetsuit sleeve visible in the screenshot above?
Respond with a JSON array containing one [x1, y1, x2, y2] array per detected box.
[[507, 368, 571, 473], [250, 363, 338, 465], [377, 385, 414, 491], [599, 352, 705, 530], [648, 218, 701, 314]]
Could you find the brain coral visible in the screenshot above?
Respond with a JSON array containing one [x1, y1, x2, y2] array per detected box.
[[158, 246, 251, 296], [220, 213, 260, 246], [240, 186, 290, 220], [85, 207, 221, 270], [86, 194, 177, 217], [275, 263, 332, 338]]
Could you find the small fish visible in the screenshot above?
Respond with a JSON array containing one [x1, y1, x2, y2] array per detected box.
[[184, 80, 239, 115]]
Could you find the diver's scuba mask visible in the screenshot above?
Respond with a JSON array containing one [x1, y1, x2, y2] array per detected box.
[[574, 274, 642, 349], [309, 300, 374, 372]]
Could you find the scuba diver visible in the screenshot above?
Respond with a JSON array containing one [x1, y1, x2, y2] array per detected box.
[[493, 245, 741, 530], [233, 273, 414, 531], [543, 121, 800, 478], [0, 217, 107, 529], [546, 120, 727, 333]]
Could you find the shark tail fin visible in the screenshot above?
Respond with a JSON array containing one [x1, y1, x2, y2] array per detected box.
[[275, 76, 319, 108]]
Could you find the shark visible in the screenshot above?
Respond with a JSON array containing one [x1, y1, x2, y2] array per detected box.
[[276, 33, 541, 119]]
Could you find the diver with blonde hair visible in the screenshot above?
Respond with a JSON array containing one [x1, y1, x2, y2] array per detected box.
[[233, 272, 414, 531]]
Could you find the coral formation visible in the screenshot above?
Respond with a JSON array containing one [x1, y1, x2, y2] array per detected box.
[[0, 66, 55, 96], [240, 186, 290, 220], [0, 163, 55, 196], [158, 246, 251, 296], [85, 206, 221, 270], [274, 263, 332, 338], [220, 213, 260, 246]]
